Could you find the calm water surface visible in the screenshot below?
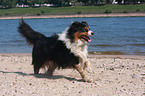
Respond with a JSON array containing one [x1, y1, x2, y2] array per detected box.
[[0, 17, 145, 55]]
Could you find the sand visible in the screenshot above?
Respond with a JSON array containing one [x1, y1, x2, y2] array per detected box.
[[0, 13, 145, 19], [0, 53, 144, 96]]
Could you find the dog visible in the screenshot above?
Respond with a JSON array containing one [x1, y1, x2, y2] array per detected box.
[[18, 18, 94, 82]]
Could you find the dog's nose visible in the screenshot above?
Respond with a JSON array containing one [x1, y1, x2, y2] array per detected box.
[[88, 30, 94, 36], [91, 32, 94, 36]]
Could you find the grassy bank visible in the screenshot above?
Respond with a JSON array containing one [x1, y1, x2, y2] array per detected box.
[[0, 4, 145, 16]]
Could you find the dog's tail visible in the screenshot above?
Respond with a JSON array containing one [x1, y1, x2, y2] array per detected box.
[[18, 18, 46, 45]]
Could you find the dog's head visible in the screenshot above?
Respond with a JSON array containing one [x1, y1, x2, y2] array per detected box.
[[67, 21, 94, 43]]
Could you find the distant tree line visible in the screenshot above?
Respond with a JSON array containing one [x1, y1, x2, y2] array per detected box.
[[0, 0, 145, 8], [78, 0, 145, 5]]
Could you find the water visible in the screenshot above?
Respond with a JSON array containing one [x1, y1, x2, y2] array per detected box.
[[0, 17, 145, 55]]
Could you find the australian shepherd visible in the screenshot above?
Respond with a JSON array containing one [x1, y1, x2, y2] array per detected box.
[[18, 19, 94, 82]]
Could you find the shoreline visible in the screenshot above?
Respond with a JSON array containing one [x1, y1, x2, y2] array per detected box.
[[0, 13, 145, 19]]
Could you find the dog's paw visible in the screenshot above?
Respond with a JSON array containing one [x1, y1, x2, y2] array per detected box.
[[83, 77, 93, 83]]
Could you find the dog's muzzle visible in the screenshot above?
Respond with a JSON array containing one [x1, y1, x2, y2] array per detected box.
[[88, 30, 94, 36]]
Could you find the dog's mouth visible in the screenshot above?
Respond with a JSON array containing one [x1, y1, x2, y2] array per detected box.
[[80, 35, 91, 42]]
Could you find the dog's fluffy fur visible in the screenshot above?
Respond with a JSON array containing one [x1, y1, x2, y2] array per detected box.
[[18, 19, 94, 82]]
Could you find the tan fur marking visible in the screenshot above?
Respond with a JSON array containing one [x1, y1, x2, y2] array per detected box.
[[74, 32, 89, 42], [74, 64, 92, 82]]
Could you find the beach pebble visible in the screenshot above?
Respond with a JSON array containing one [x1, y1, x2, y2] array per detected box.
[[131, 74, 138, 78]]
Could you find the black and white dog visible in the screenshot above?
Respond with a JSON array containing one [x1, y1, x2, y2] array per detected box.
[[18, 19, 94, 82]]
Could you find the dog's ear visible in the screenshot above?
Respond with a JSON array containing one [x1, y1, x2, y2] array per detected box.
[[70, 21, 81, 28], [81, 21, 89, 27], [81, 21, 87, 24], [81, 21, 90, 30]]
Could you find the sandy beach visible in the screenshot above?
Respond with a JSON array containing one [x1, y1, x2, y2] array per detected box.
[[0, 53, 144, 96], [0, 13, 145, 19]]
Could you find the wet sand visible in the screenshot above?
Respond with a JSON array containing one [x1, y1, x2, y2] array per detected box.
[[0, 13, 145, 19], [0, 53, 144, 96]]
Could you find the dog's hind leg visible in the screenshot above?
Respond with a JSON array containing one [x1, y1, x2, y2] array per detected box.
[[74, 64, 92, 83], [46, 62, 57, 76], [34, 64, 41, 74]]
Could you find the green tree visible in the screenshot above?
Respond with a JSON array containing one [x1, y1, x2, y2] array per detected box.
[[77, 0, 89, 5], [106, 0, 113, 4], [0, 0, 13, 8], [49, 0, 62, 6]]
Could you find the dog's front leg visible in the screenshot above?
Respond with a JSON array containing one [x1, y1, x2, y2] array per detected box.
[[84, 60, 92, 73], [79, 57, 92, 73], [74, 64, 92, 82]]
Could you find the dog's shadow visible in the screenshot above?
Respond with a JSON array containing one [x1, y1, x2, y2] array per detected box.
[[34, 74, 83, 82], [0, 70, 83, 82]]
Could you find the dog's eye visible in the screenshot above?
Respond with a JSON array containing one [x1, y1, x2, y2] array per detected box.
[[84, 27, 90, 31], [79, 29, 87, 33]]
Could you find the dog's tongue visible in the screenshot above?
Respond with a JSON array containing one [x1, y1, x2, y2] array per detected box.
[[81, 35, 91, 42], [88, 39, 91, 42]]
